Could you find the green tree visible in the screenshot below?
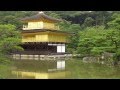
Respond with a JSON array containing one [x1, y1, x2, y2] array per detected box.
[[0, 24, 23, 55], [107, 13, 120, 63], [1, 15, 23, 29], [48, 12, 61, 19], [77, 26, 120, 58], [83, 17, 94, 27]]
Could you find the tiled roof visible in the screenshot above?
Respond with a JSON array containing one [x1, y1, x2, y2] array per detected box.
[[21, 12, 62, 22]]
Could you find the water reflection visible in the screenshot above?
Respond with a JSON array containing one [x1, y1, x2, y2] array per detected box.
[[11, 60, 71, 79]]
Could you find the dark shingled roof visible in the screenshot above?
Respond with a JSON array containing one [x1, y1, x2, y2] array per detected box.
[[21, 12, 62, 22]]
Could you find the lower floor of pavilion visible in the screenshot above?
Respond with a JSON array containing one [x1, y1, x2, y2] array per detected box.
[[15, 42, 67, 55]]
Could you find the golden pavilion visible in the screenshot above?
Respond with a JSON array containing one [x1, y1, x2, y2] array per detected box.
[[20, 12, 70, 55]]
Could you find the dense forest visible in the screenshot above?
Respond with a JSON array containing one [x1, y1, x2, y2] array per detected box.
[[0, 11, 120, 65], [0, 11, 114, 28]]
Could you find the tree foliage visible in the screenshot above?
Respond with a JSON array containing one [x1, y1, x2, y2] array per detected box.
[[0, 24, 23, 54], [82, 17, 94, 27], [77, 26, 120, 61]]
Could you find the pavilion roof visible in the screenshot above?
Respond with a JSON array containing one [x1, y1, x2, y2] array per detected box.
[[21, 29, 74, 35], [21, 12, 62, 22]]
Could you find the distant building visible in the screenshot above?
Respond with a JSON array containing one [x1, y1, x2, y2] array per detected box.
[[19, 12, 70, 55]]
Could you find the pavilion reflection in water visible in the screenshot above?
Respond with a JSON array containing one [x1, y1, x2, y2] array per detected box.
[[12, 60, 71, 79]]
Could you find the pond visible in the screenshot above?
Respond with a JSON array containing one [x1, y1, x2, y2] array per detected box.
[[6, 59, 120, 79]]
